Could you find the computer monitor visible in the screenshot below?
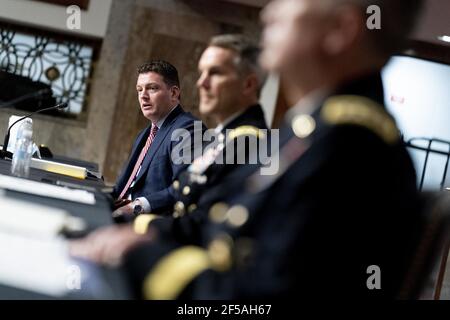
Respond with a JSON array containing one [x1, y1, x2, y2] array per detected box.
[[382, 55, 450, 190]]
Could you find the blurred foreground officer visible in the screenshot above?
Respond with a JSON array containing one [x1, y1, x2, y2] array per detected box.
[[111, 61, 200, 217], [122, 0, 425, 299]]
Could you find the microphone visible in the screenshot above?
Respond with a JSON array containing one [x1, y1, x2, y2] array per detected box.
[[0, 89, 51, 109], [0, 102, 69, 160]]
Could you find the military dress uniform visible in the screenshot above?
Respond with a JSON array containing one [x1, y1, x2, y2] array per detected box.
[[133, 104, 269, 245], [124, 73, 424, 299]]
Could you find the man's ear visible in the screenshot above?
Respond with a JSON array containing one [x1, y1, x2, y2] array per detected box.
[[243, 74, 259, 96], [322, 5, 364, 55], [171, 86, 181, 101]]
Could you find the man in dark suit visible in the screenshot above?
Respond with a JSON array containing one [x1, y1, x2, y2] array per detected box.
[[121, 0, 426, 299], [111, 60, 200, 217]]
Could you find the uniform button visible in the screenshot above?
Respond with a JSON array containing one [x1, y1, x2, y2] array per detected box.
[[187, 203, 197, 213], [216, 143, 225, 152], [234, 237, 254, 268], [173, 180, 180, 190], [226, 205, 249, 227], [173, 201, 185, 218], [195, 174, 208, 184], [209, 202, 229, 223], [208, 234, 233, 272], [292, 114, 316, 138], [182, 186, 191, 196]]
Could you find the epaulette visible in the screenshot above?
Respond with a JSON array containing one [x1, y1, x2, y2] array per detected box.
[[133, 214, 161, 234], [320, 95, 399, 144], [227, 125, 266, 140], [142, 239, 232, 299]]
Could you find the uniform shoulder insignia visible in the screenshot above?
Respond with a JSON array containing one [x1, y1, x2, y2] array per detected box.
[[320, 95, 399, 144], [143, 246, 210, 300], [134, 214, 160, 235], [142, 242, 233, 299], [227, 125, 266, 140]]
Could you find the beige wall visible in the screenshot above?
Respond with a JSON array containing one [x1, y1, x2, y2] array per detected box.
[[0, 0, 112, 37]]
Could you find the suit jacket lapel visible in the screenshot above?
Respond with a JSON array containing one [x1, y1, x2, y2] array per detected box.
[[134, 105, 183, 183], [116, 127, 149, 191]]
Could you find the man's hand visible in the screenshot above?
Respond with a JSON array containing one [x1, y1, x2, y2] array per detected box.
[[69, 224, 154, 267], [112, 202, 135, 221], [113, 198, 132, 210]]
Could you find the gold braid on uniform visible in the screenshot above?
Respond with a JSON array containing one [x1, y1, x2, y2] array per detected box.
[[142, 235, 233, 299], [133, 214, 161, 235], [227, 125, 266, 140], [320, 95, 399, 145]]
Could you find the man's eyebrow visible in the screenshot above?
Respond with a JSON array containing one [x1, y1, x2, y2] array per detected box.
[[136, 82, 160, 87], [201, 65, 223, 73]]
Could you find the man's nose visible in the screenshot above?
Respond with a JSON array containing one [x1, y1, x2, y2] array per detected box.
[[197, 73, 209, 89], [140, 90, 150, 99]]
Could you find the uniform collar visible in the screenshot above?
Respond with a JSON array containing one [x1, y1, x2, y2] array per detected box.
[[285, 87, 331, 122], [214, 108, 247, 134]]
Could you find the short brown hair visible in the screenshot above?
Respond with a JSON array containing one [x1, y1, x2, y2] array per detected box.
[[209, 34, 266, 92], [137, 60, 180, 88]]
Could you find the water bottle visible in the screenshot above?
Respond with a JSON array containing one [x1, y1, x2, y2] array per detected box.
[[11, 119, 34, 178]]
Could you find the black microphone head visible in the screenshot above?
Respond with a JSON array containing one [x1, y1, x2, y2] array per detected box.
[[37, 88, 52, 97], [57, 102, 69, 110]]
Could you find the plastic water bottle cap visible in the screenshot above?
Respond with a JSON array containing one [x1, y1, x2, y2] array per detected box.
[[20, 128, 32, 139], [18, 120, 33, 139]]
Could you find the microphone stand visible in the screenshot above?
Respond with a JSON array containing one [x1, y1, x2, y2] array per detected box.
[[0, 102, 68, 160]]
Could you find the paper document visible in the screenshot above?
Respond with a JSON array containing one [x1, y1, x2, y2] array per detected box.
[[0, 195, 86, 239], [31, 158, 87, 179], [0, 232, 71, 297], [0, 174, 96, 205]]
